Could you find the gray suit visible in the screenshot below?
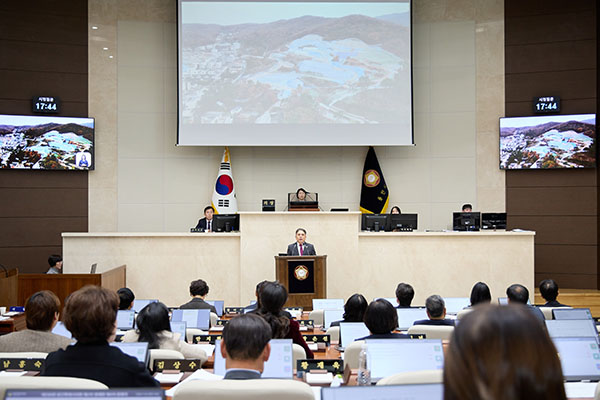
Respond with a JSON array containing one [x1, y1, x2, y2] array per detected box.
[[286, 242, 316, 256], [224, 369, 261, 380], [0, 329, 73, 353]]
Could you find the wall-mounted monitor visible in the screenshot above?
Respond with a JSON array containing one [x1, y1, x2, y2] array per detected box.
[[0, 114, 94, 170], [499, 114, 596, 169]]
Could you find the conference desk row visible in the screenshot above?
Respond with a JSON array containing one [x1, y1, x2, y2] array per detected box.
[[63, 212, 535, 308]]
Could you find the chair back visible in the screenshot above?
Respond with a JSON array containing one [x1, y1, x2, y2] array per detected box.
[[210, 312, 218, 327], [0, 376, 107, 399], [149, 349, 184, 370], [456, 308, 472, 320], [173, 378, 314, 400], [308, 309, 324, 326], [344, 340, 365, 369], [326, 326, 340, 342], [407, 325, 454, 340], [376, 369, 443, 386], [539, 306, 572, 320], [186, 328, 208, 343], [292, 343, 306, 365]]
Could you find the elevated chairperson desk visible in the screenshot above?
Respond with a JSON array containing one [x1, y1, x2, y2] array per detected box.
[[63, 213, 534, 307]]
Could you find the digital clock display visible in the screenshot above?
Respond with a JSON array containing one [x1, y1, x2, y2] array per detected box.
[[32, 96, 60, 114], [533, 96, 560, 114]]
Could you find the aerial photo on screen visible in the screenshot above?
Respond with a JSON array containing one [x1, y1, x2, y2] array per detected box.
[[500, 114, 596, 169], [180, 2, 411, 124], [0, 115, 94, 170]]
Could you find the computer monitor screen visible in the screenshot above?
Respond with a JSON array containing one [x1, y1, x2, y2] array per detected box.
[[170, 321, 187, 342], [452, 212, 481, 231], [386, 213, 418, 231], [52, 321, 73, 339], [545, 320, 598, 341], [288, 192, 319, 208], [361, 214, 388, 232], [313, 298, 345, 310], [339, 322, 370, 347], [132, 299, 158, 313], [443, 297, 470, 314], [171, 309, 211, 330], [321, 383, 443, 400], [4, 389, 165, 400], [373, 297, 397, 305], [213, 339, 293, 378], [498, 297, 531, 305], [323, 309, 345, 329], [552, 337, 600, 381], [116, 310, 136, 330], [212, 214, 240, 232], [109, 342, 149, 364], [396, 308, 428, 330], [366, 339, 444, 382], [553, 308, 593, 320], [481, 212, 507, 229], [206, 300, 225, 316]]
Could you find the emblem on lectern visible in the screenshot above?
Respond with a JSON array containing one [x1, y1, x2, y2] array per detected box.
[[294, 265, 309, 281]]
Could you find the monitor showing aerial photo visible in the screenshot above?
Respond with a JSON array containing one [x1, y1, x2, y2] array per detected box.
[[177, 0, 413, 146], [499, 114, 596, 169]]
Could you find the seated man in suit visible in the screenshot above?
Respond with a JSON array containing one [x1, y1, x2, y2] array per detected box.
[[507, 284, 545, 324], [413, 295, 455, 326], [462, 203, 473, 212], [195, 206, 215, 232], [0, 290, 72, 352], [117, 287, 135, 310], [220, 314, 271, 379], [395, 282, 415, 308], [46, 254, 62, 274], [179, 279, 218, 314], [539, 279, 569, 307], [358, 299, 409, 340], [286, 228, 316, 256]]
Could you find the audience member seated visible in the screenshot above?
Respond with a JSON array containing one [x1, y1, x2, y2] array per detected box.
[[469, 282, 492, 307], [444, 304, 566, 400], [117, 287, 135, 310], [257, 281, 314, 358], [395, 282, 415, 308], [413, 295, 455, 326], [244, 280, 268, 313], [41, 285, 159, 388], [220, 314, 272, 379], [539, 279, 569, 307], [179, 279, 218, 314], [46, 254, 63, 274], [122, 302, 207, 363], [330, 294, 368, 327], [461, 203, 472, 212], [358, 299, 409, 340], [0, 290, 72, 352], [506, 284, 545, 325]]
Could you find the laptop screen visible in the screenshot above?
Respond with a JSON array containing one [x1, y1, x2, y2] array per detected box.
[[546, 320, 598, 341], [552, 337, 600, 381], [553, 308, 593, 320], [170, 321, 187, 342], [443, 297, 470, 314], [396, 308, 428, 330], [313, 299, 345, 310], [366, 339, 444, 382], [339, 322, 370, 347], [213, 339, 293, 378], [4, 389, 165, 400], [372, 297, 397, 305], [205, 300, 225, 317], [323, 309, 344, 329], [52, 321, 73, 339], [132, 299, 158, 314], [109, 342, 149, 364], [321, 384, 443, 400], [171, 309, 210, 330], [116, 310, 136, 330]]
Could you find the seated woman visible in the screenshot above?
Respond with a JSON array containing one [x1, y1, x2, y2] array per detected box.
[[444, 304, 566, 400], [42, 285, 159, 388], [358, 299, 409, 340], [122, 302, 207, 363], [469, 281, 492, 307], [330, 294, 368, 327], [390, 206, 401, 214], [257, 281, 314, 358]]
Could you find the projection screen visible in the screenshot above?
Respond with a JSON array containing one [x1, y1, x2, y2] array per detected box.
[[177, 0, 413, 146]]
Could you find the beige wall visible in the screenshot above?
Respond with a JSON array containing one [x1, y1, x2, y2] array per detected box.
[[88, 0, 505, 232]]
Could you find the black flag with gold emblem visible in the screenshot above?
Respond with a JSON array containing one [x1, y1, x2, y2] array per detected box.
[[360, 146, 389, 214]]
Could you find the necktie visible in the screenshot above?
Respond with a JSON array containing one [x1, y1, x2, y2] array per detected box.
[[300, 244, 304, 256], [208, 220, 211, 231]]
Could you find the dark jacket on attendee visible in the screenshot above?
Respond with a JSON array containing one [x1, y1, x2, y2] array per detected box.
[[179, 298, 217, 314], [413, 319, 455, 326], [223, 369, 262, 380], [358, 332, 410, 340], [542, 300, 569, 308]]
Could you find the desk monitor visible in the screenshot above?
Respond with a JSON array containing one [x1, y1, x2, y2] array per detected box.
[[90, 263, 97, 274], [321, 383, 443, 400], [443, 297, 470, 314], [170, 321, 187, 342], [366, 339, 444, 383], [206, 300, 225, 317], [481, 212, 507, 230], [212, 214, 239, 232], [546, 320, 598, 342], [361, 214, 388, 232], [4, 389, 165, 400], [323, 309, 345, 329], [452, 212, 481, 231], [213, 339, 293, 378], [313, 298, 344, 310], [498, 297, 531, 306], [552, 337, 600, 381], [171, 309, 210, 330], [132, 299, 158, 314], [386, 213, 418, 231], [110, 342, 149, 365], [373, 297, 397, 305], [396, 308, 428, 330], [339, 322, 370, 348], [116, 310, 136, 330], [52, 321, 73, 340], [553, 308, 593, 320]]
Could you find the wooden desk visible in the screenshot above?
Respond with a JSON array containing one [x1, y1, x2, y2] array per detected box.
[[0, 313, 26, 334]]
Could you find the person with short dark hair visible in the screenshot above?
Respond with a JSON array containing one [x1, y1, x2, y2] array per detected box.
[[462, 204, 473, 212], [413, 295, 454, 326], [179, 279, 217, 314], [469, 282, 492, 307], [47, 254, 63, 274], [506, 284, 545, 324], [330, 294, 368, 327], [286, 228, 316, 256], [117, 287, 135, 310], [539, 279, 569, 307], [395, 283, 415, 308], [195, 206, 215, 232], [358, 299, 408, 340], [220, 314, 273, 379], [42, 285, 159, 388], [0, 290, 72, 352], [296, 188, 307, 201], [444, 304, 566, 400]]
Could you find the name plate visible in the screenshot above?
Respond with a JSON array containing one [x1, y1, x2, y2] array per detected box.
[[298, 319, 314, 327], [193, 334, 222, 344], [302, 334, 330, 345], [297, 359, 343, 374], [153, 359, 203, 372], [215, 319, 228, 326], [1, 358, 45, 371], [225, 307, 244, 314], [285, 307, 303, 311], [409, 333, 426, 339]]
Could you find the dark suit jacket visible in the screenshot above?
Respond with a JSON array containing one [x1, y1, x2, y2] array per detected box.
[[224, 369, 262, 380], [358, 332, 410, 340], [286, 242, 316, 256], [179, 298, 217, 314], [195, 217, 213, 231], [413, 319, 455, 326], [42, 342, 159, 388], [542, 300, 569, 307]]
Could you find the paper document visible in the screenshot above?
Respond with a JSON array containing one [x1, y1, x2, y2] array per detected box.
[[154, 372, 184, 384], [165, 369, 223, 397]]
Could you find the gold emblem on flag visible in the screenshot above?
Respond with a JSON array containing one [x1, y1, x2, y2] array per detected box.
[[294, 265, 309, 281], [364, 169, 380, 187]]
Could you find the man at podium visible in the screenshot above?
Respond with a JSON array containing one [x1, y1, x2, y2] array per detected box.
[[286, 228, 316, 256]]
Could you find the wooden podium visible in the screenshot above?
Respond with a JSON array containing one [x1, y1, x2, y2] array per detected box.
[[275, 255, 327, 310]]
